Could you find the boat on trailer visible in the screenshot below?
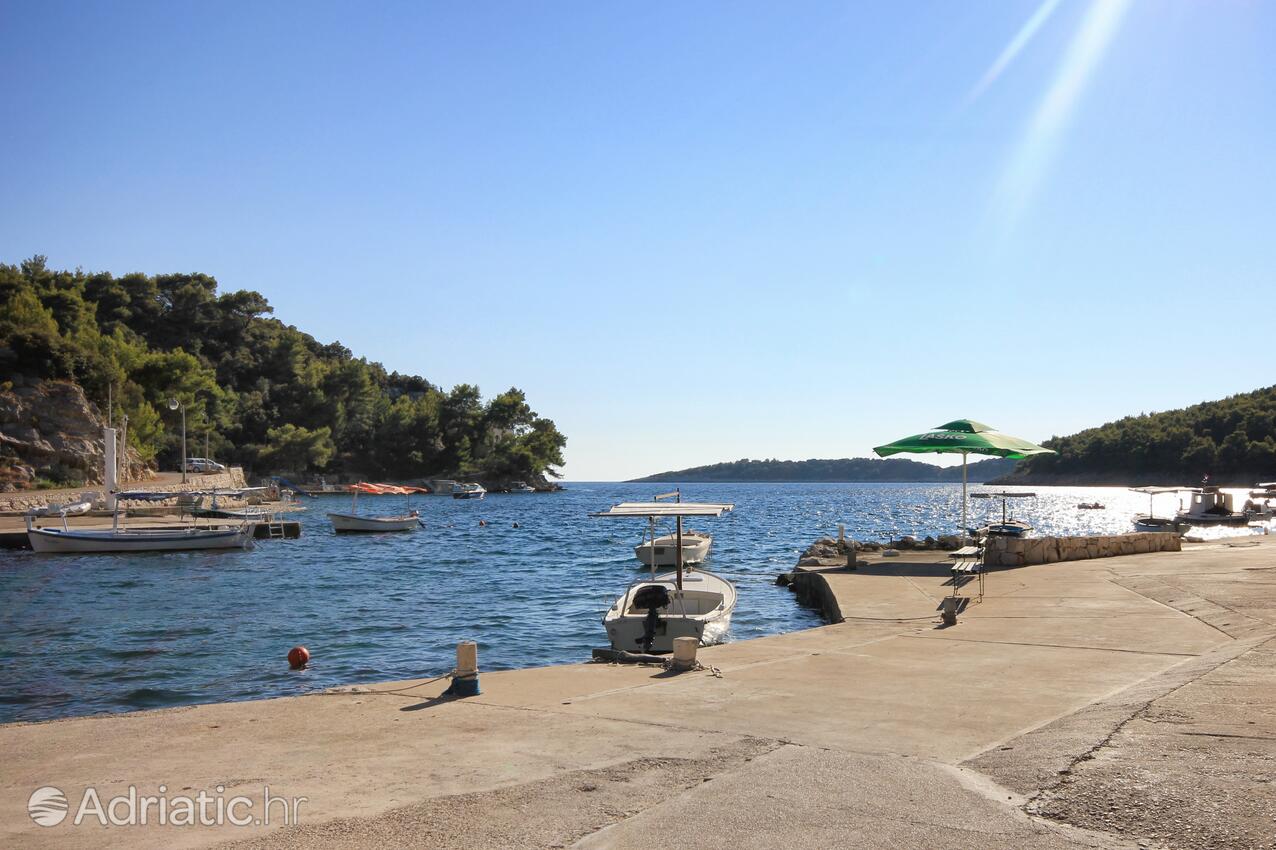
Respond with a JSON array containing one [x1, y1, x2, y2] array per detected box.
[[328, 483, 421, 533], [594, 497, 736, 653], [971, 491, 1036, 537]]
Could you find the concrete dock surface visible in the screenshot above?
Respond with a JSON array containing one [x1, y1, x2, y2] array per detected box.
[[3, 538, 1274, 849]]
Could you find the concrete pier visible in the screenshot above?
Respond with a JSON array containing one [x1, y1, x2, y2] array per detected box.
[[2, 539, 1274, 848]]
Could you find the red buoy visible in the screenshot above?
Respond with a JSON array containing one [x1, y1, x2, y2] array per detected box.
[[287, 646, 310, 669]]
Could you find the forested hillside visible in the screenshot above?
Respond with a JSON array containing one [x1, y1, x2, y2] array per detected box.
[[0, 256, 565, 484], [997, 386, 1276, 485], [630, 456, 1017, 483]]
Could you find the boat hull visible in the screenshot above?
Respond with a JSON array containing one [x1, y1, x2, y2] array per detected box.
[[603, 569, 736, 653], [634, 534, 712, 567], [27, 526, 254, 553], [1134, 516, 1181, 533], [328, 513, 419, 533], [983, 522, 1032, 538]]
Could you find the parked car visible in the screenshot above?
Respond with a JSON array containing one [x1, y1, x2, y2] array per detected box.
[[185, 457, 227, 473]]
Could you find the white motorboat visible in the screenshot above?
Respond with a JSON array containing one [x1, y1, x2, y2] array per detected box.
[[452, 483, 486, 500], [1175, 485, 1255, 526], [634, 531, 712, 567], [509, 481, 537, 493], [971, 491, 1036, 537], [328, 482, 421, 533], [603, 569, 736, 653], [593, 494, 736, 653]]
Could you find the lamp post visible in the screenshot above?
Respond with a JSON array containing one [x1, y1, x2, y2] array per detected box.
[[168, 398, 187, 484]]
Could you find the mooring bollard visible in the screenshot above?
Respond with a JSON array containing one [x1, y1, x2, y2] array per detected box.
[[941, 597, 958, 626], [444, 640, 481, 697], [672, 637, 698, 672]]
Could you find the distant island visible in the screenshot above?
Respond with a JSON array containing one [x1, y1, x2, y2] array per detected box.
[[633, 384, 1276, 487], [993, 384, 1276, 486], [629, 456, 1017, 484]]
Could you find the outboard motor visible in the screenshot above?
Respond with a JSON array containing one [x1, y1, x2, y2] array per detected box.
[[631, 584, 672, 653]]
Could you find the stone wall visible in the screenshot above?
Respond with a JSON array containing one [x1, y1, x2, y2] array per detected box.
[[0, 467, 249, 513], [983, 532, 1181, 567]]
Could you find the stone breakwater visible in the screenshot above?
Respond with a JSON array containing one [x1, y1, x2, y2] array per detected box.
[[983, 531, 1181, 567]]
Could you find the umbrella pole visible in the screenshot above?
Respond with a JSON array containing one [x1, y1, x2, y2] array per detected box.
[[961, 451, 968, 542]]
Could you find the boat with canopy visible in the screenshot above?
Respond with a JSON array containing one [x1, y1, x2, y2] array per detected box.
[[631, 490, 714, 567], [25, 490, 255, 553], [970, 491, 1036, 537], [593, 496, 736, 653], [328, 482, 422, 532]]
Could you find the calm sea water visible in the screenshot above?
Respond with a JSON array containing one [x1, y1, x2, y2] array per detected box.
[[0, 482, 1266, 723]]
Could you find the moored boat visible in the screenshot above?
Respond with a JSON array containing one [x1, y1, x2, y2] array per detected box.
[[452, 483, 486, 500], [634, 531, 712, 567], [603, 569, 736, 653], [593, 495, 736, 653], [328, 482, 421, 533], [26, 520, 254, 553], [328, 512, 420, 533], [971, 491, 1036, 537]]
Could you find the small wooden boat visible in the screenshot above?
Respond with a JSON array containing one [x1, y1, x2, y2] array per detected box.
[[328, 512, 420, 533], [26, 490, 256, 553], [634, 531, 712, 567], [1130, 486, 1186, 534], [971, 491, 1036, 537], [26, 519, 254, 553], [328, 482, 421, 533]]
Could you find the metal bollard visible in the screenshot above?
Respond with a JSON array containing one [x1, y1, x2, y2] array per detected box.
[[444, 640, 481, 697], [672, 637, 698, 672], [941, 597, 958, 626]]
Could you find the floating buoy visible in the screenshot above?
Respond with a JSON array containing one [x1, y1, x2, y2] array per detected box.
[[287, 646, 310, 669]]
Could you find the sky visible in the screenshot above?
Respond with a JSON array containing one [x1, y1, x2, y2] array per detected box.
[[2, 1, 1273, 480]]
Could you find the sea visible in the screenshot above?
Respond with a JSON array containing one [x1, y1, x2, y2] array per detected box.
[[1, 482, 1268, 724]]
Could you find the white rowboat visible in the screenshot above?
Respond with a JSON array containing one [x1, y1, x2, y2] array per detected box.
[[328, 512, 419, 533], [634, 531, 712, 567]]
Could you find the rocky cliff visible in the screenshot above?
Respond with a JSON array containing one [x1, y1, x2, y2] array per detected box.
[[0, 377, 150, 490]]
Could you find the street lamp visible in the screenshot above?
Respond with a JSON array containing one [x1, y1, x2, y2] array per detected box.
[[168, 397, 187, 484]]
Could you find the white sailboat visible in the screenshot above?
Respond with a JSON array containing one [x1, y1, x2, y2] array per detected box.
[[594, 496, 736, 653]]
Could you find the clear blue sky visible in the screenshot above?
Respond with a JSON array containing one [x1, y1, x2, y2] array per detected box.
[[3, 1, 1273, 480]]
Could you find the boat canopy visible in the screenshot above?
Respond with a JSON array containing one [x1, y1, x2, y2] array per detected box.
[[1130, 486, 1186, 494], [591, 502, 734, 518], [970, 491, 1036, 499]]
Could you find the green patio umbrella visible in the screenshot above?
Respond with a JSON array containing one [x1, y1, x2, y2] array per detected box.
[[873, 420, 1055, 537]]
